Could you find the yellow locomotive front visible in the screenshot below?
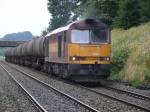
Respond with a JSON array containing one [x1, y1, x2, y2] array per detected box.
[[67, 20, 111, 81]]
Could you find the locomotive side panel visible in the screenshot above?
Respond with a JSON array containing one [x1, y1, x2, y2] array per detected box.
[[48, 31, 69, 64], [49, 35, 57, 62]]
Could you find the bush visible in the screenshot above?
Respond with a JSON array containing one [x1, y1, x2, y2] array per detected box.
[[144, 71, 150, 81], [109, 48, 130, 80], [131, 79, 141, 87], [144, 57, 150, 80]]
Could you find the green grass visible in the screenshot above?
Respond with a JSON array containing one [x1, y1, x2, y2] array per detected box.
[[109, 22, 150, 87]]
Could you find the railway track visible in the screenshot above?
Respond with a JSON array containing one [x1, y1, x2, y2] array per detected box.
[[1, 62, 100, 112], [101, 84, 150, 101], [62, 80, 150, 111], [79, 85, 150, 112], [3, 62, 150, 112], [0, 64, 47, 112]]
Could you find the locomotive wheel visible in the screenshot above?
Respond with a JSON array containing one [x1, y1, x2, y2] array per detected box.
[[48, 66, 53, 75], [62, 69, 69, 79]]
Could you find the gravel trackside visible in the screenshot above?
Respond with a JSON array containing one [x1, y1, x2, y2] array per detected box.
[[2, 63, 89, 112], [6, 62, 147, 112], [0, 64, 39, 112]]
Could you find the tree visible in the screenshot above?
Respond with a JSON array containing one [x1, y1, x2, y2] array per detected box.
[[76, 0, 118, 26], [97, 0, 119, 25], [47, 0, 80, 31], [114, 0, 140, 29], [140, 0, 150, 22], [41, 28, 49, 36]]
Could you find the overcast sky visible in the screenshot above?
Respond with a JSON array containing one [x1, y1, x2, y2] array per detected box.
[[0, 0, 51, 37]]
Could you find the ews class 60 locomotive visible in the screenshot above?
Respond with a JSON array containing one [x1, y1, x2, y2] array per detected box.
[[5, 19, 111, 82]]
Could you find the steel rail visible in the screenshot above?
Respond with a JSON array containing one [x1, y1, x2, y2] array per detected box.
[[102, 85, 150, 101], [6, 63, 100, 112], [78, 85, 150, 112], [0, 64, 48, 112]]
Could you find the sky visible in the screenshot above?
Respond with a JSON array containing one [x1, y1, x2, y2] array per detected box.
[[0, 0, 51, 37]]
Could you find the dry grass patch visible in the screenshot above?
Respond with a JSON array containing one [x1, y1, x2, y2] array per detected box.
[[110, 22, 150, 86]]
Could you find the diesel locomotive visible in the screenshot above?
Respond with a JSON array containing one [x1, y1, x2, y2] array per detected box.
[[5, 19, 111, 82]]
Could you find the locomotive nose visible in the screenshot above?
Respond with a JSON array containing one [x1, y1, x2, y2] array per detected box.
[[68, 44, 110, 64], [79, 45, 100, 57], [78, 45, 110, 64]]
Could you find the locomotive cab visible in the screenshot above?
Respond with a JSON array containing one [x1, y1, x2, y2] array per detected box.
[[68, 25, 111, 81], [45, 19, 111, 81], [69, 28, 111, 64]]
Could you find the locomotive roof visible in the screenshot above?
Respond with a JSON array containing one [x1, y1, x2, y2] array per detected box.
[[46, 19, 108, 37], [46, 21, 75, 37]]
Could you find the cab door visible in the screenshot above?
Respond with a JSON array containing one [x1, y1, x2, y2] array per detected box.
[[57, 31, 67, 63], [58, 35, 62, 58], [62, 31, 67, 59]]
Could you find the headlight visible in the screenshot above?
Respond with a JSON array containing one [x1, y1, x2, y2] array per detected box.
[[72, 57, 76, 61], [70, 56, 77, 61], [100, 57, 110, 61], [106, 57, 110, 61], [70, 56, 79, 61]]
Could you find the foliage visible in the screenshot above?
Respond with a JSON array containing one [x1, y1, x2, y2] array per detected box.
[[76, 0, 118, 26], [41, 28, 49, 36], [145, 57, 150, 72], [47, 0, 80, 31], [144, 70, 150, 81], [131, 79, 141, 87], [97, 0, 119, 25], [140, 0, 150, 22], [109, 48, 130, 80], [46, 0, 150, 30], [144, 57, 150, 80], [75, 0, 99, 19], [113, 0, 140, 29], [110, 22, 150, 86]]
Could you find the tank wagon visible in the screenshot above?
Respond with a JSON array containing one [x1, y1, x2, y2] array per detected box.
[[5, 19, 111, 82]]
